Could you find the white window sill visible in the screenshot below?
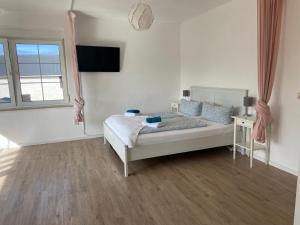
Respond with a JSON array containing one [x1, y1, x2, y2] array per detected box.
[[0, 103, 74, 112]]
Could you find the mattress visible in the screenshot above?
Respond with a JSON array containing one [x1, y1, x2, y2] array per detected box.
[[136, 117, 233, 146]]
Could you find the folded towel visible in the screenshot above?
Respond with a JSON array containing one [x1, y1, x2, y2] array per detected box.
[[142, 121, 164, 128], [146, 116, 162, 123], [124, 112, 140, 117], [126, 109, 140, 114]]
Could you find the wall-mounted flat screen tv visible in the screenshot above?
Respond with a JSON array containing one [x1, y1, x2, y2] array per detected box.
[[76, 45, 120, 72]]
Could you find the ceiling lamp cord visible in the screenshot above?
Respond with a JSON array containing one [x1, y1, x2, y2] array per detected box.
[[70, 0, 75, 11]]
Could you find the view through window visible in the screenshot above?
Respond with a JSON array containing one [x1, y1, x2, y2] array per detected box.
[[0, 42, 11, 104], [16, 44, 64, 102]]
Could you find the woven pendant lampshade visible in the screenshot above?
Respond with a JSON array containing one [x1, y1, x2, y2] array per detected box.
[[128, 2, 154, 31]]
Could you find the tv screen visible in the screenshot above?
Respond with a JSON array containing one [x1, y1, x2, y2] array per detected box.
[[76, 45, 120, 72]]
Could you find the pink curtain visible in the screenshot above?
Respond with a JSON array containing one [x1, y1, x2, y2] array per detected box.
[[253, 0, 283, 143], [67, 11, 85, 125]]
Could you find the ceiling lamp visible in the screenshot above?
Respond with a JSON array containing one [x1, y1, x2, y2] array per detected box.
[[128, 1, 154, 31]]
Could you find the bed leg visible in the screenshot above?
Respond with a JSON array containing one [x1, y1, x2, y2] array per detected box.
[[124, 146, 129, 177], [124, 162, 128, 177], [103, 136, 107, 145]]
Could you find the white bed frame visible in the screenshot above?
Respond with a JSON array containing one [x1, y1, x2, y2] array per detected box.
[[103, 86, 248, 177]]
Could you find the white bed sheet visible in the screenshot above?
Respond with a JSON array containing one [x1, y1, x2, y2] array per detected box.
[[136, 117, 233, 146]]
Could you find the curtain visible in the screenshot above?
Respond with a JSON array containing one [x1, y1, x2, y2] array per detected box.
[[253, 0, 283, 143], [67, 11, 85, 125]]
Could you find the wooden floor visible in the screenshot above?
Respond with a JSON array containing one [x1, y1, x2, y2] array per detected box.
[[0, 138, 297, 225]]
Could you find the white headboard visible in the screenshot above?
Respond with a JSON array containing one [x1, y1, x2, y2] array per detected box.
[[190, 86, 248, 116]]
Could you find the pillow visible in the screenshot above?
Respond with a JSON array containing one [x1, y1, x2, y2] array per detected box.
[[201, 102, 233, 125], [179, 99, 202, 116]]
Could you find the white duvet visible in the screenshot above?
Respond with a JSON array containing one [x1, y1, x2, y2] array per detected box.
[[105, 115, 147, 148]]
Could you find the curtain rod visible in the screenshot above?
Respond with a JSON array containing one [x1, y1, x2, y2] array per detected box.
[[70, 0, 75, 11]]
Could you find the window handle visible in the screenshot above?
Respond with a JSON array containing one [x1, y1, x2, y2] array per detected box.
[[60, 76, 63, 88]]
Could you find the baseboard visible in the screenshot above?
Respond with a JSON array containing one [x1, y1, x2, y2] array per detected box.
[[17, 133, 104, 147], [235, 147, 298, 176], [254, 154, 298, 176]]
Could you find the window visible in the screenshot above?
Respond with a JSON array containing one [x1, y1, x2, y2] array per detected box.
[[0, 39, 69, 110], [0, 39, 15, 107]]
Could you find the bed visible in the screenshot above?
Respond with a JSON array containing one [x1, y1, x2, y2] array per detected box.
[[103, 86, 248, 177]]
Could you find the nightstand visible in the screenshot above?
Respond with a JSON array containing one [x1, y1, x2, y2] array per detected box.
[[171, 102, 179, 113], [232, 116, 270, 168]]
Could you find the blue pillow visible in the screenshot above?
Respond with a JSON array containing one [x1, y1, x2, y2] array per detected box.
[[179, 99, 202, 116], [201, 102, 233, 125]]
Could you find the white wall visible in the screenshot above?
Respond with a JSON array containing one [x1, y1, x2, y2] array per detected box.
[[76, 15, 181, 135], [181, 0, 257, 96], [0, 12, 181, 146], [180, 0, 300, 174]]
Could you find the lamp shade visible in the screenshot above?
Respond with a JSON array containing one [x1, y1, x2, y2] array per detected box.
[[243, 96, 253, 107], [183, 90, 190, 97], [128, 2, 154, 31]]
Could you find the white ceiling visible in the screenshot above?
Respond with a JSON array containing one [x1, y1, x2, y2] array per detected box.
[[0, 0, 231, 22]]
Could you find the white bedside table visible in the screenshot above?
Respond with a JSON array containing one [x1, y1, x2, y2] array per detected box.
[[232, 116, 271, 168], [171, 102, 179, 113]]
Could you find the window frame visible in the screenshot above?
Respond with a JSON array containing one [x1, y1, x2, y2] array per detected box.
[[0, 38, 16, 109], [8, 39, 70, 108]]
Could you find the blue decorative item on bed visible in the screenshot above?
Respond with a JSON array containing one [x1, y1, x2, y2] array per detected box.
[[145, 116, 162, 123], [126, 109, 140, 113]]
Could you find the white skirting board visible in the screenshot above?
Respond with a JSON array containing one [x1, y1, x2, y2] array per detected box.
[[254, 154, 298, 176], [234, 148, 298, 176], [0, 134, 104, 149], [234, 147, 298, 176]]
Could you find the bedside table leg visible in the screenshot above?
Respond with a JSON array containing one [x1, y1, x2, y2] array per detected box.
[[266, 144, 270, 165], [266, 126, 271, 165], [250, 139, 254, 168], [233, 144, 236, 160], [233, 120, 237, 160]]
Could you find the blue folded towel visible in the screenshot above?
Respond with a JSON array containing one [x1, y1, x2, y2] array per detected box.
[[146, 116, 162, 123], [126, 109, 140, 114]]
